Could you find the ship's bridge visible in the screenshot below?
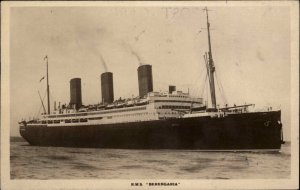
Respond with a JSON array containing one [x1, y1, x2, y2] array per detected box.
[[146, 91, 203, 119]]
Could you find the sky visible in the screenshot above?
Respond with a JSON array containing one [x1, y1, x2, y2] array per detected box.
[[9, 5, 291, 139]]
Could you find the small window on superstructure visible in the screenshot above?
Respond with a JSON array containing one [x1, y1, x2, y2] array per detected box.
[[80, 118, 88, 122]]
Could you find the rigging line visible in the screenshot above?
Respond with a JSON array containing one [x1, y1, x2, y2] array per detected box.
[[35, 90, 47, 118], [197, 72, 205, 98], [175, 55, 207, 111], [189, 54, 207, 99], [35, 95, 44, 118], [203, 53, 211, 106], [219, 77, 227, 104], [215, 74, 225, 105], [204, 53, 210, 81], [198, 61, 207, 83], [215, 68, 227, 101], [35, 104, 43, 119], [194, 63, 207, 97], [49, 91, 54, 102], [183, 66, 204, 99], [204, 52, 213, 101], [190, 77, 198, 97], [206, 76, 209, 107], [200, 74, 208, 99], [40, 90, 47, 112], [180, 60, 207, 110], [199, 66, 208, 93], [215, 72, 228, 105], [194, 77, 203, 97], [194, 77, 202, 100], [38, 90, 47, 114], [187, 54, 207, 94]]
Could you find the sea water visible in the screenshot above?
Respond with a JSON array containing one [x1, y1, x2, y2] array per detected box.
[[10, 137, 290, 179]]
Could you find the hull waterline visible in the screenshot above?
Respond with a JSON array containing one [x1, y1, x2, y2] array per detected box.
[[20, 111, 283, 150]]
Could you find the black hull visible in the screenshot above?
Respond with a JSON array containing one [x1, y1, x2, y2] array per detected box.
[[20, 111, 283, 150]]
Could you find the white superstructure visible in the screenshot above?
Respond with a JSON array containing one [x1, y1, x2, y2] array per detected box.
[[28, 91, 203, 127]]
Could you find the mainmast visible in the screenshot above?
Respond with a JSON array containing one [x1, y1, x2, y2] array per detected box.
[[204, 7, 217, 109], [45, 55, 50, 114]]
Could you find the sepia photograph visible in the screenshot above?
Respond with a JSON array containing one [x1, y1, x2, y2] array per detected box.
[[1, 1, 299, 189]]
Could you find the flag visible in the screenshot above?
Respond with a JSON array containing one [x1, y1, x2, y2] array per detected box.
[[40, 76, 45, 82]]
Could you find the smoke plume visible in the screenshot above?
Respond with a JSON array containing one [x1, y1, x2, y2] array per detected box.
[[120, 41, 143, 66], [99, 53, 108, 72], [76, 40, 109, 72], [75, 26, 110, 72], [131, 51, 142, 66]]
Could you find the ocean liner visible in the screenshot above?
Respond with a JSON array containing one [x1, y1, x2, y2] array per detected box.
[[19, 8, 284, 150]]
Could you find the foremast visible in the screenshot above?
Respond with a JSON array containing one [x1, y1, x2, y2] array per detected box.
[[204, 7, 217, 109], [45, 55, 50, 114]]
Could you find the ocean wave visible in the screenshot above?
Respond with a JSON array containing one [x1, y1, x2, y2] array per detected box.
[[45, 155, 72, 161], [10, 141, 291, 179], [72, 164, 98, 170]]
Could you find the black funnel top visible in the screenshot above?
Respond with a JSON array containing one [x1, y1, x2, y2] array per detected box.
[[101, 72, 114, 104], [137, 64, 153, 97], [70, 78, 82, 109]]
